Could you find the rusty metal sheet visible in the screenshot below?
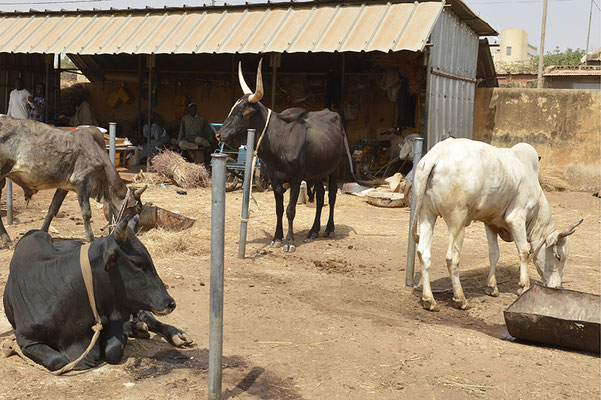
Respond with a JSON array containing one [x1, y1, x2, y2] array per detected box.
[[0, 2, 456, 55], [504, 284, 600, 353]]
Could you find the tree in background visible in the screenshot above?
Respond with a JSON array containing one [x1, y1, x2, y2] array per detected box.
[[530, 47, 587, 71]]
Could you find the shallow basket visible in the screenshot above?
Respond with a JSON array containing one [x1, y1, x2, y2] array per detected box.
[[366, 192, 405, 208], [503, 284, 600, 353]]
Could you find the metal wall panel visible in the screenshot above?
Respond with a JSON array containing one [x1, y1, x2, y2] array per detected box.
[[426, 8, 479, 149]]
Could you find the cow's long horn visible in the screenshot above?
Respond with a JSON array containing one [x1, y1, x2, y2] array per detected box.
[[134, 185, 147, 198], [248, 59, 264, 103], [558, 218, 584, 238], [238, 62, 252, 95], [114, 217, 129, 242]]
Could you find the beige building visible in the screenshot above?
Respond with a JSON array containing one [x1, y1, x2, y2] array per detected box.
[[490, 29, 538, 70]]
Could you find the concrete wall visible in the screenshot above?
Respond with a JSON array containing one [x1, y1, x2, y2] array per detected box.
[[474, 88, 600, 191]]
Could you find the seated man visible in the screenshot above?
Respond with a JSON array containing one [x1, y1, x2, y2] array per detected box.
[[177, 103, 213, 150], [142, 115, 170, 159]]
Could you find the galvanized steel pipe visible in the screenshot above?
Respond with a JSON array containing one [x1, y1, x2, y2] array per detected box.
[[238, 128, 256, 259], [405, 137, 424, 287], [6, 178, 12, 226], [209, 153, 227, 400], [108, 122, 117, 224]]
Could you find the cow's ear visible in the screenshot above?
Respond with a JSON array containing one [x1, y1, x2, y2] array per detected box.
[[103, 240, 121, 271], [242, 107, 255, 120], [545, 231, 560, 248]]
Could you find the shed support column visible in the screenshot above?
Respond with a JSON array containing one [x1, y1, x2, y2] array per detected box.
[[147, 55, 154, 168], [340, 53, 345, 120], [44, 55, 50, 123], [270, 53, 280, 111], [137, 55, 142, 142]]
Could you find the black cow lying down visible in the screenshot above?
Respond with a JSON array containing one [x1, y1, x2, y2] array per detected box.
[[3, 215, 191, 371]]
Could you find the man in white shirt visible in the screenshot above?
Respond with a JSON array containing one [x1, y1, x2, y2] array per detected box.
[[7, 78, 31, 119]]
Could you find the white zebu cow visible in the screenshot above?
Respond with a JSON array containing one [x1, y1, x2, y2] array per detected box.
[[411, 138, 582, 311]]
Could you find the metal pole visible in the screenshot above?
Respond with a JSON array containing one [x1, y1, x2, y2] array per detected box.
[[537, 0, 549, 89], [108, 122, 117, 223], [109, 122, 117, 166], [238, 128, 256, 259], [6, 179, 12, 226], [209, 153, 227, 400], [405, 137, 424, 287]]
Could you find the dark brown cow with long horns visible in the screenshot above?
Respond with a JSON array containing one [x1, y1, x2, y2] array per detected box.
[[217, 60, 362, 252], [0, 116, 145, 248]]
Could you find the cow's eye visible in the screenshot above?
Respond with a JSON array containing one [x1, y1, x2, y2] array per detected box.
[[242, 108, 254, 120]]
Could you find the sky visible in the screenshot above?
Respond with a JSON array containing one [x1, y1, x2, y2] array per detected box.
[[0, 0, 599, 53]]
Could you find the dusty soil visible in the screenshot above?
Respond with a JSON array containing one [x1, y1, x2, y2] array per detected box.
[[0, 179, 599, 400]]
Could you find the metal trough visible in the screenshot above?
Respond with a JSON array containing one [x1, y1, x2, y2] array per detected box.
[[504, 284, 600, 353]]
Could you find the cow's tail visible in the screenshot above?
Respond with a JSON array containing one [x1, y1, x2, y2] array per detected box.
[[410, 154, 435, 244], [341, 125, 386, 187]]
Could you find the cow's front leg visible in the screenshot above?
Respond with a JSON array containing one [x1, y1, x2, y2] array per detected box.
[[484, 225, 500, 297], [101, 315, 127, 365], [136, 311, 192, 347], [41, 189, 68, 233], [0, 178, 12, 248], [271, 188, 285, 248], [306, 182, 324, 240], [76, 184, 94, 242], [507, 216, 530, 295], [284, 182, 300, 252]]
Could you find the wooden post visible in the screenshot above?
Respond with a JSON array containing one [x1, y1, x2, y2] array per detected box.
[[537, 0, 549, 89]]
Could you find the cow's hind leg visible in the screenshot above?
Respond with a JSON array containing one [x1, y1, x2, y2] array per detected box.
[[271, 188, 285, 248], [283, 182, 300, 252], [76, 184, 94, 242], [136, 311, 192, 347], [445, 224, 468, 310], [417, 212, 437, 311], [17, 336, 69, 371], [41, 189, 68, 233], [306, 182, 325, 240], [485, 225, 500, 297], [324, 173, 337, 238], [0, 178, 11, 248]]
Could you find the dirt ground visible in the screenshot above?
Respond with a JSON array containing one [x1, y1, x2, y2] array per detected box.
[[0, 178, 599, 400]]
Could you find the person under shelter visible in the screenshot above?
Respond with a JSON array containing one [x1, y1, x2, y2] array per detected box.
[[7, 77, 31, 120], [177, 103, 213, 150]]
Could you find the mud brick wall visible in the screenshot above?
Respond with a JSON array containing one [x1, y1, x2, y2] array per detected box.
[[473, 88, 600, 191]]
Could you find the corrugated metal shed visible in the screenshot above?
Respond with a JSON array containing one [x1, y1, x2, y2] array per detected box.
[[0, 2, 449, 55], [425, 7, 478, 148]]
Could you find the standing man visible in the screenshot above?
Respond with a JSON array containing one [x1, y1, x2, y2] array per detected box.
[[28, 83, 46, 122], [7, 77, 31, 119]]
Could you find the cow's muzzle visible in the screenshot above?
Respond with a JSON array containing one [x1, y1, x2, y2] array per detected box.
[[152, 299, 176, 316]]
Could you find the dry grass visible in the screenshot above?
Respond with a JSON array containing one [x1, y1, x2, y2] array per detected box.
[[138, 224, 210, 258], [132, 170, 170, 186], [150, 150, 210, 189]]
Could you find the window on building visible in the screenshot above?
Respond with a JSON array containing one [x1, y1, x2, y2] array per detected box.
[[506, 46, 512, 56]]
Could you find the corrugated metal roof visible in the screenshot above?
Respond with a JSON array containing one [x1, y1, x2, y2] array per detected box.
[[0, 2, 447, 55], [544, 65, 601, 77]]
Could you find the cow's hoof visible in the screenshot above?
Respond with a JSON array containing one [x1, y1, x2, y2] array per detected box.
[[304, 232, 318, 242], [485, 285, 499, 297], [0, 235, 12, 250], [516, 286, 528, 296], [283, 244, 296, 253], [270, 240, 283, 248], [454, 298, 470, 310], [422, 298, 438, 311], [324, 231, 335, 238]]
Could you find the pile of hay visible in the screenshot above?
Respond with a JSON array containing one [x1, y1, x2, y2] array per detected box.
[[150, 150, 209, 188]]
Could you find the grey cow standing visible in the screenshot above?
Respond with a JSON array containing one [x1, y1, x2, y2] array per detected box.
[[0, 116, 143, 248]]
